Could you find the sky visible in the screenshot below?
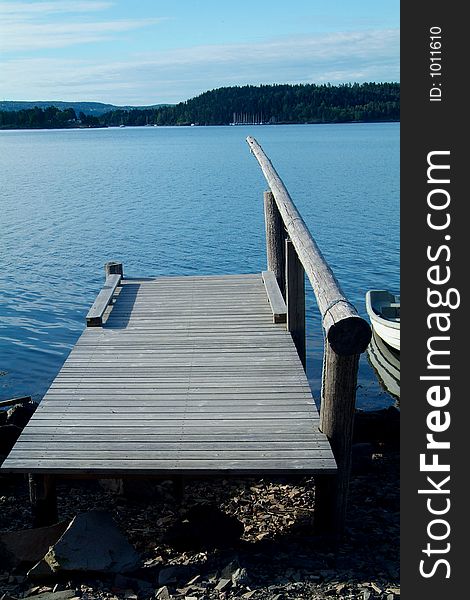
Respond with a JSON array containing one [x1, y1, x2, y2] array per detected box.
[[0, 0, 400, 105]]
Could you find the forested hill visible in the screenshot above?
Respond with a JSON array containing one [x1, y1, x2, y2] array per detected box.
[[101, 83, 399, 126], [0, 83, 399, 129], [0, 100, 167, 115]]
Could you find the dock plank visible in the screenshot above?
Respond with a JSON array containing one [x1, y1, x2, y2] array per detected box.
[[2, 273, 335, 476]]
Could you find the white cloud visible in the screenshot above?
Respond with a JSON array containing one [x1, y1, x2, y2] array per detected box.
[[0, 30, 399, 104], [0, 18, 167, 52], [0, 1, 114, 16], [0, 0, 167, 53]]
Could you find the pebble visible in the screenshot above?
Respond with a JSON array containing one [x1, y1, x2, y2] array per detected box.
[[155, 587, 170, 600], [214, 579, 231, 592], [0, 443, 399, 600]]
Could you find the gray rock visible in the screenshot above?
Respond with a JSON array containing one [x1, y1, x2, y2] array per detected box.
[[42, 511, 140, 574], [0, 521, 68, 569], [215, 578, 231, 592], [155, 587, 170, 600], [232, 568, 250, 586], [158, 567, 178, 586], [33, 592, 76, 600], [157, 565, 195, 586], [114, 574, 153, 594], [162, 505, 243, 550], [220, 559, 240, 579], [27, 559, 54, 580]]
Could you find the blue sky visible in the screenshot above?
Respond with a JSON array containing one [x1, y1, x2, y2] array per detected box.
[[0, 0, 399, 105]]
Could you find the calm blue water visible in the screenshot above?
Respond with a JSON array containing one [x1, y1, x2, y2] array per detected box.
[[0, 123, 399, 410]]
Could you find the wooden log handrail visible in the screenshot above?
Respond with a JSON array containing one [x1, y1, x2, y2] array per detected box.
[[247, 136, 373, 536], [247, 136, 371, 356]]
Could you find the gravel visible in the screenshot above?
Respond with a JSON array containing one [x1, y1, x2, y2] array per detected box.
[[0, 441, 399, 600]]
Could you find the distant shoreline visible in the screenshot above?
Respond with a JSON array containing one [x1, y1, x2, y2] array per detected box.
[[0, 83, 400, 130], [0, 119, 400, 131]]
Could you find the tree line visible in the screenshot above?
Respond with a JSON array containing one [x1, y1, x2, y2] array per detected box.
[[0, 106, 102, 129], [1, 83, 399, 129], [101, 83, 399, 126]]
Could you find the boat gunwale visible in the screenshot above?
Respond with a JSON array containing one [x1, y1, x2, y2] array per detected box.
[[365, 290, 400, 331]]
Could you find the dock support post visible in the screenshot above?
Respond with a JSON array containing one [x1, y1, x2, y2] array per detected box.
[[264, 190, 286, 297], [285, 239, 306, 368], [318, 343, 360, 535], [314, 474, 337, 536], [105, 261, 123, 279], [29, 474, 58, 527]]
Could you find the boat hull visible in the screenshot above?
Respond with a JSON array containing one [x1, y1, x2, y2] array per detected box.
[[367, 331, 400, 399], [369, 317, 400, 351], [366, 290, 400, 351]]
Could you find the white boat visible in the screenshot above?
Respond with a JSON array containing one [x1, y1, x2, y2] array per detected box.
[[365, 290, 400, 351], [367, 330, 400, 399]]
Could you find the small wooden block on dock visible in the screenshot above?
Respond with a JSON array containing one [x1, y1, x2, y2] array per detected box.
[[86, 273, 121, 327], [262, 270, 287, 323]]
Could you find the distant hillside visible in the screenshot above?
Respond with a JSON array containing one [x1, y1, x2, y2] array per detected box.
[[0, 83, 399, 130], [0, 100, 170, 116], [101, 82, 400, 126]]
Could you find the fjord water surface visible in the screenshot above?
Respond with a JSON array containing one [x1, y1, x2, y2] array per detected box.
[[0, 123, 399, 409]]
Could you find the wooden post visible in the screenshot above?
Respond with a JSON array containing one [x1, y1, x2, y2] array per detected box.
[[313, 474, 337, 536], [318, 342, 360, 534], [264, 190, 286, 297], [29, 474, 58, 527], [105, 261, 123, 279], [285, 239, 306, 368]]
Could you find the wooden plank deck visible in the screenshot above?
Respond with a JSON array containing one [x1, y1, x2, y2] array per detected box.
[[2, 273, 336, 476]]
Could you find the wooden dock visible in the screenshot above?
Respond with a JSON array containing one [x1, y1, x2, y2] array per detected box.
[[1, 137, 371, 535], [2, 273, 335, 475]]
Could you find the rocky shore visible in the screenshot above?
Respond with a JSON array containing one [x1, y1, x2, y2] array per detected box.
[[1, 404, 399, 600]]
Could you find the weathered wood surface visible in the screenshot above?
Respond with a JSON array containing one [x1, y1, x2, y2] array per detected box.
[[86, 273, 121, 327], [264, 190, 286, 295], [2, 274, 336, 476], [247, 136, 371, 356], [285, 239, 306, 368], [262, 270, 287, 324], [319, 343, 360, 532]]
